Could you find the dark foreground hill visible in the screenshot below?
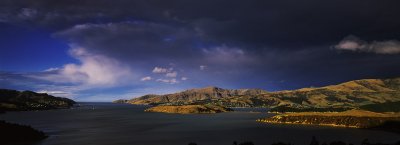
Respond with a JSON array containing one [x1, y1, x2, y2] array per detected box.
[[0, 89, 75, 112], [0, 120, 47, 145]]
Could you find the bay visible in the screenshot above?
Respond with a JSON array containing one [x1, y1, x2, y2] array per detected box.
[[1, 103, 399, 145]]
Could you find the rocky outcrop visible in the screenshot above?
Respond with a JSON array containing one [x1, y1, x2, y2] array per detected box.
[[145, 105, 232, 114], [0, 89, 76, 111]]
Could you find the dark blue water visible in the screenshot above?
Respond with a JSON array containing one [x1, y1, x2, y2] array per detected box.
[[0, 103, 399, 145]]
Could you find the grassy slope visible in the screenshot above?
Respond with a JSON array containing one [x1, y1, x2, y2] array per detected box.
[[126, 77, 400, 110]]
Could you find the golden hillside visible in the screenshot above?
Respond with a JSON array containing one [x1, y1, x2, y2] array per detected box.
[[120, 77, 400, 110]]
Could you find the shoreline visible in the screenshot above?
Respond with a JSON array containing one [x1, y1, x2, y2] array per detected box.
[[256, 119, 361, 128], [257, 110, 400, 131]]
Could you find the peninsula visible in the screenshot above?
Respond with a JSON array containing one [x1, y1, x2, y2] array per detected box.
[[257, 110, 400, 128], [145, 104, 232, 114]]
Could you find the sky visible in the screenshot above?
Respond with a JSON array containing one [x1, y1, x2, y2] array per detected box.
[[1, 0, 400, 102]]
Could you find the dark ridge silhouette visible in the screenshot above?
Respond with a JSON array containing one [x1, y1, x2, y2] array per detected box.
[[0, 120, 47, 145]]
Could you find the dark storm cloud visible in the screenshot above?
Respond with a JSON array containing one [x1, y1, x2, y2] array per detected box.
[[1, 0, 400, 93], [50, 21, 261, 90], [53, 20, 261, 73], [2, 0, 400, 48], [0, 0, 400, 49], [53, 21, 201, 63]]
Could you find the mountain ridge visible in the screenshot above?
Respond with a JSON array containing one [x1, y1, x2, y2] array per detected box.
[[117, 77, 400, 110], [124, 86, 268, 105]]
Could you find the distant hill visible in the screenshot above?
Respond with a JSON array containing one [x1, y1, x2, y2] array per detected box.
[[127, 86, 268, 106], [119, 77, 400, 111], [0, 89, 76, 112]]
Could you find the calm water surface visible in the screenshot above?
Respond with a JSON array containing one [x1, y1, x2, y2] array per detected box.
[[1, 103, 399, 145]]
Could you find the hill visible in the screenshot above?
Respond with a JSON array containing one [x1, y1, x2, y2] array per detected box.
[[269, 78, 400, 104], [127, 86, 268, 106], [119, 77, 400, 111], [0, 89, 76, 112], [262, 78, 400, 110]]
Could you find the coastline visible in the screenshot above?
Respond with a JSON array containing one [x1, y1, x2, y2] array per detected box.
[[257, 110, 400, 129], [144, 104, 232, 114]]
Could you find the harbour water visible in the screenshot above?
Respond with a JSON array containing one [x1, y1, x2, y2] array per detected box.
[[1, 103, 399, 145]]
